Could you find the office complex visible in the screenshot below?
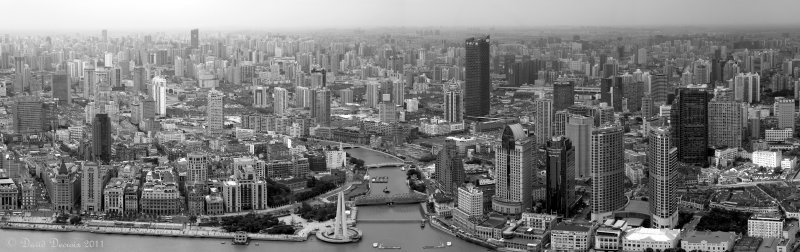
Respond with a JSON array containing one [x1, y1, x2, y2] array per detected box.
[[708, 89, 745, 148], [493, 124, 533, 214], [553, 81, 575, 112], [315, 88, 331, 126], [544, 136, 576, 217], [464, 36, 490, 118], [190, 29, 199, 48], [92, 114, 112, 164], [671, 85, 709, 166], [435, 139, 466, 196], [566, 115, 592, 179], [534, 99, 553, 146], [207, 89, 224, 132], [273, 87, 289, 116], [53, 73, 71, 105]]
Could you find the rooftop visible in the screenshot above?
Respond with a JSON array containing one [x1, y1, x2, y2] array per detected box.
[[683, 230, 737, 244], [623, 227, 680, 242]]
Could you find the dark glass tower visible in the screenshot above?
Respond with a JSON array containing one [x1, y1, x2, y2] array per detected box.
[[435, 139, 466, 196], [553, 81, 574, 112], [464, 36, 490, 118], [92, 113, 112, 164], [671, 86, 710, 166], [190, 29, 199, 48], [544, 136, 575, 217]]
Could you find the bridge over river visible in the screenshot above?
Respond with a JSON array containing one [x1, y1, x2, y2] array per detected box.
[[353, 192, 428, 206]]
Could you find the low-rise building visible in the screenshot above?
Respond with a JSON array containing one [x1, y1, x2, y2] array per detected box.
[[748, 214, 784, 238], [752, 151, 782, 168], [622, 227, 680, 251], [551, 223, 591, 251], [681, 231, 737, 252], [0, 178, 18, 210], [595, 227, 623, 252]]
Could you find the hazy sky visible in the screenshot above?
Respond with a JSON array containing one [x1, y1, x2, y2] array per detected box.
[[4, 0, 800, 31]]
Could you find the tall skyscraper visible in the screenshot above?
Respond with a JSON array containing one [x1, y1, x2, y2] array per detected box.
[[650, 74, 668, 105], [190, 29, 199, 48], [708, 88, 745, 148], [392, 81, 405, 107], [566, 115, 592, 179], [133, 65, 146, 93], [101, 29, 107, 42], [671, 85, 709, 166], [534, 99, 553, 146], [315, 88, 331, 126], [273, 87, 289, 116], [207, 89, 224, 133], [774, 97, 795, 131], [13, 56, 25, 93], [435, 139, 466, 196], [187, 152, 208, 185], [444, 83, 463, 123], [493, 124, 533, 214], [365, 82, 380, 108], [92, 114, 112, 164], [83, 65, 95, 99], [553, 81, 575, 112], [648, 126, 678, 228], [591, 125, 624, 221], [52, 72, 71, 105], [81, 162, 105, 212], [151, 76, 167, 116], [544, 136, 576, 217], [464, 36, 490, 118]]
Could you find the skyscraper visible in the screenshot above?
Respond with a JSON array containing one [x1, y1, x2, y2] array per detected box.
[[392, 81, 405, 107], [92, 114, 112, 164], [339, 88, 353, 104], [365, 82, 380, 108], [435, 139, 466, 196], [464, 36, 490, 118], [315, 88, 331, 126], [133, 65, 146, 93], [774, 97, 795, 131], [187, 152, 208, 185], [591, 125, 624, 221], [52, 72, 71, 105], [708, 88, 745, 148], [83, 65, 95, 99], [190, 29, 199, 48], [534, 99, 553, 147], [650, 74, 668, 106], [15, 96, 43, 135], [671, 85, 709, 166], [566, 115, 592, 179], [207, 89, 224, 133], [444, 83, 463, 123], [553, 81, 575, 112], [544, 136, 576, 217], [273, 87, 289, 116], [253, 86, 269, 108], [493, 124, 533, 214], [648, 126, 678, 228], [151, 76, 167, 116]]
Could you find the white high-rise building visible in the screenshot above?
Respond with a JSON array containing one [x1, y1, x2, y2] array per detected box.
[[648, 126, 678, 228], [151, 76, 167, 116], [492, 124, 533, 214], [104, 52, 114, 68], [444, 83, 463, 123], [273, 87, 289, 116], [591, 125, 625, 221], [207, 89, 224, 132], [253, 86, 269, 108]]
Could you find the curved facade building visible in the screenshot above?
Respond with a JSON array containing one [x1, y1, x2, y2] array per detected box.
[[492, 124, 532, 214]]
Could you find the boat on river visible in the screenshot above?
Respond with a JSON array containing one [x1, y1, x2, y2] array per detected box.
[[383, 186, 390, 193], [373, 243, 401, 249]]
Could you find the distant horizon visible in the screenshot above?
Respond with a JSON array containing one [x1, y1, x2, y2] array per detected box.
[[4, 0, 800, 32]]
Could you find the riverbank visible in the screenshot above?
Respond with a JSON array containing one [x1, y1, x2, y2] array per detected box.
[[0, 222, 308, 242]]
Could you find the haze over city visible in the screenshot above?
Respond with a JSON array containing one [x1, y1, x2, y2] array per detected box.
[[4, 0, 800, 32]]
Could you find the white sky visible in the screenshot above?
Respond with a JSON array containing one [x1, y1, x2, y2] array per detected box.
[[3, 0, 800, 31]]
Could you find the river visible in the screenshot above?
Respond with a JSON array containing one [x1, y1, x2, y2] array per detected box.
[[0, 147, 484, 252]]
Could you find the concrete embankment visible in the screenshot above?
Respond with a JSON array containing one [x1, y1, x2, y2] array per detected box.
[[0, 222, 307, 242]]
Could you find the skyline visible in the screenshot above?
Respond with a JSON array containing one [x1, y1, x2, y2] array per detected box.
[[4, 0, 800, 32]]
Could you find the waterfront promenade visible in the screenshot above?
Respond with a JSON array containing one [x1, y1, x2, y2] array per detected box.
[[0, 222, 309, 241]]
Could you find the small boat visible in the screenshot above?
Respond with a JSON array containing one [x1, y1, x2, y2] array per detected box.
[[383, 187, 390, 193], [220, 242, 226, 244], [378, 244, 401, 249], [401, 166, 406, 171], [446, 241, 452, 246], [420, 219, 426, 228], [373, 243, 379, 248]]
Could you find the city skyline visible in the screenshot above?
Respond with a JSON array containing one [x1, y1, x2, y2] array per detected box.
[[4, 0, 800, 32]]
